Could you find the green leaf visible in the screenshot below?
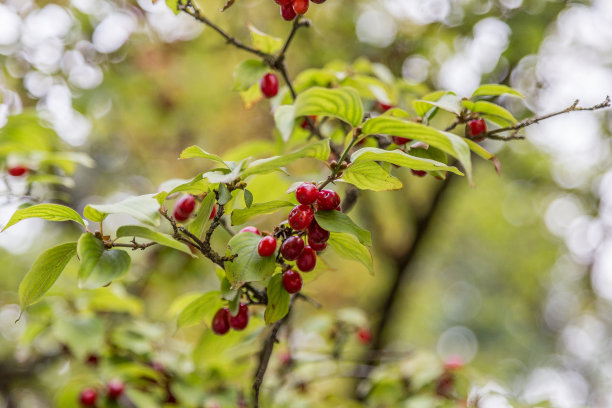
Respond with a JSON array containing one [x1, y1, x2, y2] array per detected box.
[[412, 94, 462, 115], [351, 147, 463, 175], [294, 87, 364, 127], [179, 146, 229, 168], [3, 204, 86, 231], [26, 174, 75, 188], [247, 24, 283, 54], [116, 225, 194, 257], [340, 161, 403, 191], [462, 100, 517, 124], [231, 200, 294, 225], [471, 84, 523, 99], [85, 194, 161, 227], [240, 81, 264, 110], [77, 233, 131, 289], [187, 192, 216, 239], [264, 274, 290, 324], [53, 316, 105, 359], [158, 177, 211, 199], [217, 183, 232, 205], [361, 117, 472, 182], [274, 105, 296, 142], [233, 60, 268, 92], [327, 232, 374, 275], [177, 291, 223, 329], [18, 242, 77, 311], [241, 140, 330, 178], [224, 232, 277, 286], [83, 205, 106, 223], [244, 189, 253, 208], [412, 91, 453, 117], [314, 210, 371, 246], [165, 0, 180, 14], [201, 161, 244, 184], [464, 139, 501, 174]]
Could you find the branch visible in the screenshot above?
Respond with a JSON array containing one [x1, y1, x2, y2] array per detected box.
[[108, 239, 157, 251]]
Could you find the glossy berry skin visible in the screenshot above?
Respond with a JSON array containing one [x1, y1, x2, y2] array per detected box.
[[280, 236, 305, 261], [292, 0, 309, 14], [282, 269, 303, 294], [296, 183, 318, 205], [260, 73, 279, 98], [175, 195, 196, 218], [79, 388, 98, 407], [211, 308, 231, 335], [307, 236, 327, 252], [280, 3, 297, 20], [107, 379, 124, 399], [274, 0, 292, 5], [288, 204, 315, 231], [316, 189, 341, 211], [229, 303, 249, 330], [468, 118, 487, 136], [391, 136, 412, 145], [356, 327, 372, 344], [209, 204, 217, 220], [411, 170, 427, 177], [7, 165, 27, 176], [311, 0, 326, 3], [296, 246, 316, 272], [258, 236, 277, 257], [308, 220, 329, 243], [239, 226, 260, 235]]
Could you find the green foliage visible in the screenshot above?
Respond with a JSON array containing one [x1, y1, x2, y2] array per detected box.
[[2, 204, 86, 231], [177, 291, 224, 329], [341, 161, 403, 191], [231, 200, 293, 225], [293, 87, 365, 127], [77, 233, 131, 289], [116, 225, 194, 256], [264, 274, 290, 324], [85, 195, 161, 226], [327, 232, 374, 274], [315, 210, 371, 246], [224, 232, 277, 286]]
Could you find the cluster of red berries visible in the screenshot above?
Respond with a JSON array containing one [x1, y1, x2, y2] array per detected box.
[[79, 380, 124, 407], [173, 194, 217, 223], [211, 303, 250, 335], [467, 118, 487, 142], [274, 0, 326, 21], [6, 165, 28, 177]]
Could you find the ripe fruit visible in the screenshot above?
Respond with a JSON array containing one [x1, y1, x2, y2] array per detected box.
[[296, 183, 318, 205], [391, 136, 412, 145], [280, 236, 305, 261], [293, 0, 309, 14], [7, 165, 27, 176], [377, 101, 392, 112], [280, 3, 297, 20], [174, 194, 196, 221], [307, 237, 327, 252], [79, 388, 97, 407], [260, 73, 279, 98], [316, 189, 340, 210], [212, 308, 230, 335], [229, 303, 249, 330], [308, 220, 329, 243], [239, 226, 260, 235], [468, 118, 487, 137], [274, 0, 292, 5], [209, 204, 218, 220], [107, 379, 124, 399], [258, 236, 277, 257], [411, 170, 427, 177], [356, 327, 372, 344], [282, 270, 303, 294], [288, 204, 315, 231], [311, 0, 326, 3], [296, 246, 316, 272]]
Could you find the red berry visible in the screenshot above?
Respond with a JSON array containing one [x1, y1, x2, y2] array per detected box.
[[296, 183, 318, 205], [316, 189, 340, 210], [391, 136, 412, 145], [7, 165, 27, 177], [356, 327, 372, 344], [258, 236, 277, 257], [308, 220, 329, 243], [260, 73, 279, 98], [335, 205, 342, 212], [239, 226, 260, 235], [212, 308, 230, 335], [228, 303, 249, 330], [274, 0, 292, 4], [85, 354, 99, 366], [292, 0, 309, 14], [282, 270, 302, 294], [311, 0, 326, 3], [209, 204, 218, 220], [411, 170, 427, 177], [280, 3, 297, 20], [107, 379, 124, 399], [173, 207, 190, 222], [288, 204, 314, 231], [307, 236, 327, 252], [280, 236, 305, 261], [296, 246, 316, 272], [175, 194, 196, 217], [79, 388, 97, 407], [468, 118, 487, 137], [377, 101, 392, 112]]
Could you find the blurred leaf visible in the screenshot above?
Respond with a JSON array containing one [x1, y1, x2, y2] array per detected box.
[[26, 173, 75, 188], [18, 242, 77, 311], [126, 389, 161, 408], [77, 233, 131, 289], [464, 139, 501, 174], [240, 81, 264, 109], [116, 225, 194, 256], [315, 210, 371, 246], [248, 24, 283, 54], [201, 161, 244, 184], [177, 291, 223, 329], [187, 192, 216, 238], [471, 84, 523, 99], [84, 205, 106, 223], [2, 204, 85, 231], [462, 100, 517, 124], [86, 287, 143, 315], [412, 91, 453, 117], [220, 0, 237, 11], [352, 147, 462, 175], [86, 194, 161, 227], [231, 200, 293, 225], [233, 60, 268, 92], [294, 87, 364, 127], [36, 151, 95, 174], [53, 316, 104, 359], [327, 232, 374, 275], [340, 161, 403, 191], [224, 232, 277, 286], [264, 274, 290, 324], [242, 140, 330, 178], [179, 146, 229, 167], [274, 104, 296, 142], [413, 93, 462, 115]]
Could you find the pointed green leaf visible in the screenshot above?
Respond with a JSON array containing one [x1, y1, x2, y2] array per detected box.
[[314, 210, 371, 246], [231, 200, 294, 225], [241, 140, 330, 178], [294, 87, 364, 127], [187, 192, 216, 239], [471, 84, 523, 99], [244, 190, 253, 208], [352, 147, 463, 175], [177, 291, 224, 329], [3, 204, 85, 231], [464, 139, 501, 174], [115, 225, 194, 257], [462, 100, 517, 124], [86, 194, 161, 227], [274, 104, 296, 142], [327, 232, 374, 275], [18, 242, 77, 310], [179, 146, 229, 168], [264, 274, 290, 324], [247, 24, 283, 54], [77, 233, 131, 289], [412, 94, 462, 115], [340, 161, 403, 191], [233, 59, 268, 92], [224, 232, 277, 286]]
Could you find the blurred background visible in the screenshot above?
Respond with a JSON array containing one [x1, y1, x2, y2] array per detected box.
[[1, 0, 611, 407]]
